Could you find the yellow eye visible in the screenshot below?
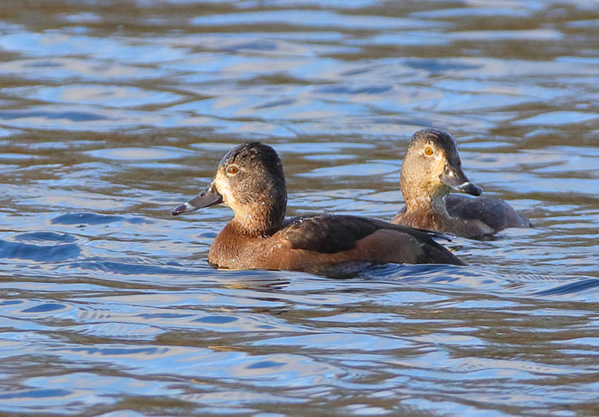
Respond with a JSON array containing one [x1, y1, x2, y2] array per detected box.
[[424, 146, 434, 156], [227, 165, 239, 175]]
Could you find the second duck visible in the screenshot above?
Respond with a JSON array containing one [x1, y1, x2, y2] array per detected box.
[[391, 128, 531, 239]]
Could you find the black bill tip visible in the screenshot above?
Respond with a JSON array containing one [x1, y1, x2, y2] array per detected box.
[[171, 183, 224, 216], [457, 181, 483, 196], [171, 202, 195, 216]]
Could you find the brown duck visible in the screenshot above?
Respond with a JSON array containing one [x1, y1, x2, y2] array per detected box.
[[172, 141, 463, 275]]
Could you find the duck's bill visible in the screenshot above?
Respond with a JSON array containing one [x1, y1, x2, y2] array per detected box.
[[171, 183, 223, 215], [440, 167, 483, 196]]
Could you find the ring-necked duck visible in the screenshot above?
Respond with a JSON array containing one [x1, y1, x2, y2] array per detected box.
[[172, 141, 463, 275], [391, 128, 531, 238]]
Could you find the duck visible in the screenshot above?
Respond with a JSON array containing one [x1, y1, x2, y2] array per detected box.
[[391, 128, 531, 239], [172, 141, 463, 276]]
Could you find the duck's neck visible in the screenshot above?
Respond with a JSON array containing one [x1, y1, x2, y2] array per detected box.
[[400, 162, 450, 216], [230, 202, 286, 237], [405, 190, 449, 215], [402, 167, 447, 209]]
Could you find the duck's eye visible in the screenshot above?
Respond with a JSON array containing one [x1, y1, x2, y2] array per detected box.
[[227, 165, 239, 175], [424, 146, 434, 156]]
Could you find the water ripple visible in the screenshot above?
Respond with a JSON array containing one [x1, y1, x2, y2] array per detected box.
[[0, 239, 80, 261]]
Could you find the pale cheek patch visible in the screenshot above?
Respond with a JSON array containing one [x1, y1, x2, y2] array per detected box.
[[434, 155, 446, 175], [214, 172, 234, 206]]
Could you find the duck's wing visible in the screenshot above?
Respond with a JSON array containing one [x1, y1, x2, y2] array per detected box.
[[446, 195, 531, 230], [277, 215, 463, 266]]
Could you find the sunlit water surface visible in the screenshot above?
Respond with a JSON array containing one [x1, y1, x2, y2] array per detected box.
[[1, 1, 598, 416]]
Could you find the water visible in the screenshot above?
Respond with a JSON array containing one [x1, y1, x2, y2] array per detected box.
[[1, 1, 598, 416]]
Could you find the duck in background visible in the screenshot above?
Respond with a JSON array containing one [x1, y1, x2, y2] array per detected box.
[[172, 141, 463, 276], [391, 128, 531, 239]]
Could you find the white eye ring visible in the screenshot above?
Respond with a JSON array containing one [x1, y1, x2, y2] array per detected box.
[[227, 165, 239, 175]]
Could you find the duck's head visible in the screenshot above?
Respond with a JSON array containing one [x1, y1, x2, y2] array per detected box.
[[172, 142, 288, 235], [401, 129, 482, 204]]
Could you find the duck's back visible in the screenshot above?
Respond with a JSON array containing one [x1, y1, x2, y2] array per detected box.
[[208, 215, 463, 274], [277, 215, 464, 272], [392, 195, 530, 238], [445, 195, 531, 231]]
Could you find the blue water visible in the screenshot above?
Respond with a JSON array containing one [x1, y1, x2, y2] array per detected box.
[[1, 1, 599, 416]]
